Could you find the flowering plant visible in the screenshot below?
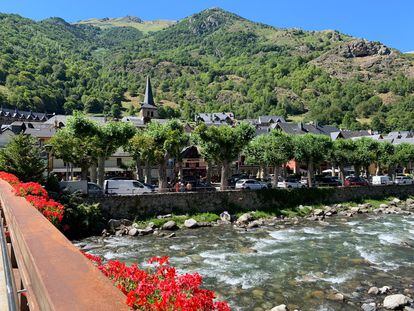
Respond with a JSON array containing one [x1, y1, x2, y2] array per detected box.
[[84, 253, 230, 311], [0, 172, 64, 225], [14, 182, 49, 198]]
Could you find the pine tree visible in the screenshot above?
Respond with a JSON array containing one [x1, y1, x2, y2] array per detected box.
[[0, 134, 46, 182]]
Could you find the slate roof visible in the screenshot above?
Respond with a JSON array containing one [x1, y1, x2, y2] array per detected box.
[[272, 122, 339, 136], [44, 115, 106, 126], [141, 76, 157, 109], [24, 126, 56, 138], [258, 115, 286, 124], [195, 112, 234, 124], [339, 130, 372, 139], [0, 107, 50, 121]]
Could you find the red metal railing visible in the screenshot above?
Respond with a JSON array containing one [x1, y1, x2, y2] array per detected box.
[[0, 180, 129, 311]]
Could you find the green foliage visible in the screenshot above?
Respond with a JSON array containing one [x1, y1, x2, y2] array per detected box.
[[60, 193, 105, 239], [394, 143, 414, 167], [194, 122, 255, 165], [0, 11, 412, 129], [0, 134, 46, 182]]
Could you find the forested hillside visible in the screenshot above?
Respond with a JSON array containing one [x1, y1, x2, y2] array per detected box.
[[0, 8, 413, 131]]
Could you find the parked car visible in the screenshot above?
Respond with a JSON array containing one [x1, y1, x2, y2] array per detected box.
[[235, 179, 267, 190], [277, 177, 305, 189], [344, 176, 369, 187], [372, 175, 393, 185], [104, 179, 154, 196], [59, 180, 103, 197], [394, 175, 414, 185], [315, 176, 341, 187], [228, 173, 249, 189]]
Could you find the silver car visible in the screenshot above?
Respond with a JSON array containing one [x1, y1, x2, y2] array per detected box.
[[235, 179, 267, 190]]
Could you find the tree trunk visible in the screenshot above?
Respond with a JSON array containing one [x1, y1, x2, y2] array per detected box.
[[90, 162, 97, 183], [206, 161, 212, 184], [220, 160, 230, 191], [365, 165, 370, 179], [375, 164, 380, 176], [65, 163, 69, 181], [135, 157, 143, 181], [97, 156, 105, 187], [177, 161, 184, 180], [307, 161, 314, 188], [144, 160, 151, 184], [70, 163, 74, 180], [331, 165, 336, 177], [158, 154, 169, 192], [339, 165, 345, 186], [80, 165, 89, 181], [272, 165, 279, 188]]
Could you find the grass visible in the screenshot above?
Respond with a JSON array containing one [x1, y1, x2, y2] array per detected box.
[[134, 212, 220, 228], [134, 196, 409, 229]]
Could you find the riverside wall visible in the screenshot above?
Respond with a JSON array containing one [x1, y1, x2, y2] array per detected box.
[[86, 185, 414, 220]]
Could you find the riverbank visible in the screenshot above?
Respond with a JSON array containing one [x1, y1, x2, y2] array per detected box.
[[79, 206, 414, 310], [102, 196, 414, 239]]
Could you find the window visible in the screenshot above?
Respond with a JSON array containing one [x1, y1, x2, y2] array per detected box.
[[133, 182, 143, 188], [116, 158, 122, 166]]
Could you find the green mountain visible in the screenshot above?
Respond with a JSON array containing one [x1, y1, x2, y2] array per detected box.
[[0, 8, 413, 131]]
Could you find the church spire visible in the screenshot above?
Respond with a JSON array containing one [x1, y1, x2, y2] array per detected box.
[[143, 76, 155, 107]]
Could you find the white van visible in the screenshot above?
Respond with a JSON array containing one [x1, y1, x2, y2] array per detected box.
[[104, 180, 154, 196], [372, 175, 393, 186]]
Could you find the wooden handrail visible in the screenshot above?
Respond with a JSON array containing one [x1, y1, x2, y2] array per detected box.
[[0, 180, 129, 311]]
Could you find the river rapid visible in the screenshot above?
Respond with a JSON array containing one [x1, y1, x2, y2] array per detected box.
[[78, 214, 414, 310]]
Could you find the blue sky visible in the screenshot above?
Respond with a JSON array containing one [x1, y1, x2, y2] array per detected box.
[[1, 0, 412, 52]]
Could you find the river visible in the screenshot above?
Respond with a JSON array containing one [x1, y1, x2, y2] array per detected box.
[[78, 214, 414, 310]]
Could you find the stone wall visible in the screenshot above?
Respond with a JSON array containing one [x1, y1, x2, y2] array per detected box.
[[85, 185, 414, 220]]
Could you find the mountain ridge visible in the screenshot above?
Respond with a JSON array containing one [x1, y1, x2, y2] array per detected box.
[[0, 8, 413, 131]]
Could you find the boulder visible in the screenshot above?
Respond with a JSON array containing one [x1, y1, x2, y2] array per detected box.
[[184, 219, 198, 229], [406, 198, 414, 205], [327, 293, 344, 301], [236, 213, 254, 225], [162, 221, 178, 231], [383, 294, 411, 310], [270, 304, 288, 311], [361, 302, 376, 311], [379, 286, 391, 294], [350, 206, 361, 213], [165, 233, 176, 238], [313, 209, 324, 216], [138, 228, 154, 235], [247, 220, 261, 229], [147, 222, 156, 229], [128, 228, 138, 236], [391, 198, 401, 205], [379, 204, 389, 209], [220, 211, 232, 222], [368, 287, 379, 295]]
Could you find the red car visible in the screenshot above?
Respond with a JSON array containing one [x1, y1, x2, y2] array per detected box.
[[344, 176, 369, 187]]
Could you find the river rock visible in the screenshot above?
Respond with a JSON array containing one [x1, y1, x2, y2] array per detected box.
[[350, 206, 361, 213], [270, 304, 288, 311], [138, 227, 154, 235], [327, 293, 344, 301], [165, 232, 176, 238], [406, 198, 414, 205], [380, 204, 389, 209], [184, 219, 198, 229], [128, 228, 138, 236], [147, 222, 156, 229], [390, 198, 401, 205], [404, 307, 414, 311], [162, 221, 178, 231], [379, 286, 391, 294], [383, 294, 411, 309], [236, 213, 254, 225], [368, 287, 379, 295], [313, 209, 324, 216], [361, 302, 376, 311], [247, 220, 261, 229], [157, 214, 172, 219], [220, 211, 232, 222], [108, 219, 132, 232]]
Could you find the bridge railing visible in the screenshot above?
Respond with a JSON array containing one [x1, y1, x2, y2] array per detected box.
[[0, 180, 129, 311]]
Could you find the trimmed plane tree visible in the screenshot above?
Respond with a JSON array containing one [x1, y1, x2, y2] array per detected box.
[[125, 131, 157, 182], [329, 139, 357, 185], [244, 131, 294, 186], [194, 122, 255, 190], [293, 134, 332, 187], [50, 113, 101, 180], [353, 137, 379, 178], [394, 143, 414, 174], [146, 120, 188, 192], [95, 122, 136, 187]]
